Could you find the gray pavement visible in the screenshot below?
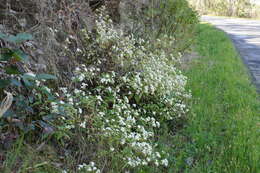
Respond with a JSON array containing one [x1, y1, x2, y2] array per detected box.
[[201, 16, 260, 92]]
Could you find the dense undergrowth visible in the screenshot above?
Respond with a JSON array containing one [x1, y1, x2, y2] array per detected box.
[[1, 0, 259, 172], [0, 1, 199, 172]]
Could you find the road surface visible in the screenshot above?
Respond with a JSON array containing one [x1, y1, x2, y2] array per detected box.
[[201, 16, 260, 92]]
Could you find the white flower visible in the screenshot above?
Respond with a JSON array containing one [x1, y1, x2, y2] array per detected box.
[[78, 108, 83, 114], [75, 67, 80, 72], [79, 121, 86, 128], [60, 87, 67, 93], [81, 83, 88, 89], [68, 98, 73, 103], [78, 74, 85, 81], [155, 152, 161, 158], [161, 159, 168, 167], [76, 48, 82, 53], [120, 139, 126, 145], [96, 96, 102, 101], [74, 89, 81, 94], [35, 80, 41, 86], [77, 163, 87, 170], [90, 161, 95, 167]]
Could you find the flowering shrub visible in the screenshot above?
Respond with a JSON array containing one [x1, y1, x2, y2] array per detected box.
[[51, 10, 191, 172]]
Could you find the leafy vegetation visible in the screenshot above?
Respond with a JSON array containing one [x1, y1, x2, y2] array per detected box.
[[0, 1, 199, 172], [0, 32, 58, 134]]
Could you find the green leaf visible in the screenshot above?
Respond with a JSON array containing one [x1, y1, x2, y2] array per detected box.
[[22, 76, 32, 87], [13, 49, 29, 62], [47, 95, 55, 101], [2, 110, 15, 118], [4, 66, 22, 75], [0, 79, 11, 88], [0, 52, 13, 61], [42, 114, 55, 121], [25, 123, 36, 131], [11, 79, 22, 87], [28, 96, 34, 103], [0, 32, 33, 43], [8, 33, 33, 43], [0, 33, 9, 41], [0, 48, 28, 62], [36, 74, 57, 80], [0, 48, 14, 61], [22, 73, 36, 80], [134, 94, 142, 104]]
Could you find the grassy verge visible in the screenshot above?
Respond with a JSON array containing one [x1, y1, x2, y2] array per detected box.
[[180, 24, 260, 172]]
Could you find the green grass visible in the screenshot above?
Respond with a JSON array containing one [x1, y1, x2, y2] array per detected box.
[[0, 136, 60, 173], [179, 24, 260, 172]]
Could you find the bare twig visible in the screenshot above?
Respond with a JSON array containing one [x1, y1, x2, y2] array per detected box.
[[0, 91, 13, 118]]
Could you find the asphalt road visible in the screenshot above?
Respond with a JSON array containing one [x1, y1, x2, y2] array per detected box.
[[201, 16, 260, 92]]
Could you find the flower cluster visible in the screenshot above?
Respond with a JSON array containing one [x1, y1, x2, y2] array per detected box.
[[77, 162, 100, 173]]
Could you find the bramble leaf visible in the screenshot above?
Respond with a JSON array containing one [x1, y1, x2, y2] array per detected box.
[[4, 66, 22, 75], [37, 74, 57, 80], [13, 49, 29, 62], [8, 33, 33, 43], [0, 79, 10, 88]]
